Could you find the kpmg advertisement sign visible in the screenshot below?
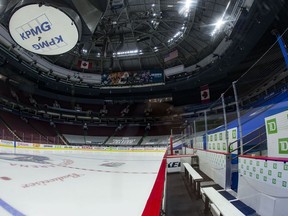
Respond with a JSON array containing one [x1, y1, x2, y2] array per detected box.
[[265, 110, 288, 158], [9, 4, 79, 55]]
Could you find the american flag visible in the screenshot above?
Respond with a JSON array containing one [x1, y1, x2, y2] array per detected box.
[[164, 50, 178, 62]]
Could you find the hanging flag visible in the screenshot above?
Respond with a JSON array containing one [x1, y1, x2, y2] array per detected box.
[[78, 60, 92, 69], [164, 50, 178, 62], [200, 84, 210, 103]]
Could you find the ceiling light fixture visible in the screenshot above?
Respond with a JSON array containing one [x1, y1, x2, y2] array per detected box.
[[211, 1, 231, 36], [113, 49, 143, 57], [179, 0, 196, 17]]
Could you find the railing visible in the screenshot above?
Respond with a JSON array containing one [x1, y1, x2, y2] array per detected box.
[[228, 125, 267, 159], [0, 129, 62, 144]]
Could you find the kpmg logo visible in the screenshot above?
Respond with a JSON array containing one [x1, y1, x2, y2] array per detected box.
[[9, 4, 78, 55], [18, 20, 51, 40], [278, 138, 288, 154], [267, 118, 278, 134], [15, 14, 67, 52]]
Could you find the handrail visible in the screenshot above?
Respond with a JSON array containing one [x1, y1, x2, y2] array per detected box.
[[231, 139, 267, 160], [242, 139, 267, 155], [228, 129, 266, 154], [227, 125, 266, 153]]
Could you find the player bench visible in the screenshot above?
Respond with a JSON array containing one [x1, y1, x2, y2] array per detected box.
[[202, 187, 244, 216], [183, 162, 203, 198]]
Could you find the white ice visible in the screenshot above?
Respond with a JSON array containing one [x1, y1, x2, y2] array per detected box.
[[0, 147, 165, 216]]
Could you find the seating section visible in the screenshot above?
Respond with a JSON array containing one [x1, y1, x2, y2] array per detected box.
[[105, 136, 142, 146], [0, 110, 61, 144], [63, 134, 108, 145], [113, 126, 145, 136], [0, 124, 16, 141], [0, 107, 181, 145], [0, 110, 44, 142], [141, 135, 169, 146], [56, 123, 84, 136], [29, 119, 56, 136]]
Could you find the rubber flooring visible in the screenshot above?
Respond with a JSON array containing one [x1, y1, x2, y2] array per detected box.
[[165, 172, 211, 216]]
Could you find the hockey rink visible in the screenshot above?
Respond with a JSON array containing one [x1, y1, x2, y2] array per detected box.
[[0, 147, 166, 216]]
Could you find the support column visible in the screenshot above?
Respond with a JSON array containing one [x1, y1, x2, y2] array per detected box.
[[221, 94, 229, 152], [170, 129, 173, 155], [232, 81, 243, 155]]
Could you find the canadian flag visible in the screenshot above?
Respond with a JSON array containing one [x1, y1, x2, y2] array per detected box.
[[78, 60, 92, 69], [200, 84, 210, 103]]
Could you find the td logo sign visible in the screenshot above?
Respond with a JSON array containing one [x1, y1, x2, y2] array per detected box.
[[267, 118, 278, 134], [279, 138, 288, 154], [232, 129, 237, 139]]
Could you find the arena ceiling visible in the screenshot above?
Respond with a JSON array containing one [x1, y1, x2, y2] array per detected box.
[[0, 0, 286, 105], [46, 0, 231, 72], [1, 0, 234, 72]]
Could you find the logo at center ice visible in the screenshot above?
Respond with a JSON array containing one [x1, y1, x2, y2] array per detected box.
[[0, 153, 50, 164], [100, 162, 125, 167]]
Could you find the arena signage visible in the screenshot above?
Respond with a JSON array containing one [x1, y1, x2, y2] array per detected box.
[[265, 110, 288, 157], [105, 137, 142, 146], [9, 4, 79, 55], [0, 140, 14, 146], [167, 158, 181, 173], [207, 127, 238, 153]]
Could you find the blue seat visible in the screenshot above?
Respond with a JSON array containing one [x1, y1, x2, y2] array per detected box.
[[231, 200, 256, 215], [219, 190, 236, 201]]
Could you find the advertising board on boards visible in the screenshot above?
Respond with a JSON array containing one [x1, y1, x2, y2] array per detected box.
[[265, 110, 288, 158]]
